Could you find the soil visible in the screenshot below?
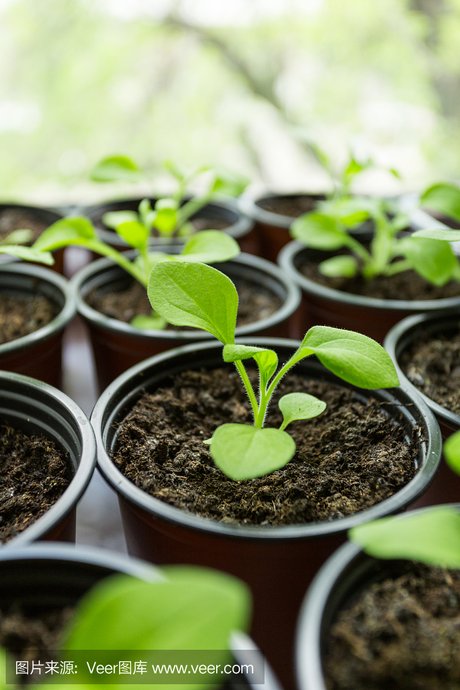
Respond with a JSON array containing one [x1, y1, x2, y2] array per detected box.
[[324, 564, 460, 690], [257, 194, 323, 218], [0, 604, 73, 662], [87, 278, 282, 327], [0, 293, 58, 345], [299, 254, 460, 301], [0, 422, 72, 543], [400, 327, 460, 415], [0, 209, 47, 243], [113, 367, 418, 525]]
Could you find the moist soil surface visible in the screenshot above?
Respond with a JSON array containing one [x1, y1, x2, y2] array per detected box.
[[113, 368, 418, 525], [0, 209, 47, 243], [257, 194, 323, 218], [324, 564, 460, 690], [401, 326, 460, 415], [300, 254, 460, 301], [0, 422, 72, 543], [0, 293, 57, 345], [87, 278, 282, 326]]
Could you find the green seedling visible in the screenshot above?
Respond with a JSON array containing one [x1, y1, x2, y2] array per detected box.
[[351, 429, 460, 569], [0, 228, 53, 265], [0, 566, 250, 690], [90, 154, 248, 240], [148, 261, 398, 481], [420, 181, 460, 224], [291, 194, 460, 286], [34, 216, 239, 330]]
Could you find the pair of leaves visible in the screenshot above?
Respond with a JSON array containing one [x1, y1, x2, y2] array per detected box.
[[104, 198, 179, 242]]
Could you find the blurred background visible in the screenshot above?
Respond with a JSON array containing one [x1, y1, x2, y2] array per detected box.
[[1, 0, 459, 203]]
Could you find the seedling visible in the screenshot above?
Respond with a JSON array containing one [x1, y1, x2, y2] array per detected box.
[[0, 230, 53, 264], [350, 429, 460, 568], [90, 154, 248, 240], [34, 216, 239, 330], [148, 261, 399, 481], [291, 194, 460, 286], [0, 566, 250, 690], [420, 181, 460, 224]]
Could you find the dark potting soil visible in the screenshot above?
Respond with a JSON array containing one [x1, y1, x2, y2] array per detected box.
[[113, 368, 418, 525], [300, 257, 460, 301], [324, 565, 460, 690], [0, 423, 72, 543], [87, 278, 282, 326], [401, 327, 460, 415], [0, 294, 57, 345], [257, 195, 322, 218], [0, 209, 47, 243]]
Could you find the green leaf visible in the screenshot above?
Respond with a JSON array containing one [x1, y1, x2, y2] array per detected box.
[[291, 212, 350, 250], [34, 216, 97, 251], [209, 169, 249, 197], [148, 262, 238, 344], [131, 314, 167, 331], [444, 430, 460, 475], [319, 255, 358, 278], [421, 182, 460, 222], [114, 221, 150, 250], [90, 154, 141, 182], [0, 228, 33, 245], [102, 210, 139, 229], [210, 424, 295, 480], [413, 228, 460, 242], [177, 230, 240, 264], [350, 508, 460, 568], [300, 325, 399, 389], [399, 236, 457, 286], [152, 198, 179, 236], [279, 392, 326, 431], [223, 344, 278, 388], [0, 245, 54, 264], [318, 197, 371, 227]]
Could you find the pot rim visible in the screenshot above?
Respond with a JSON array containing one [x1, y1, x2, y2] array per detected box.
[[84, 195, 253, 243], [239, 191, 327, 229], [0, 263, 75, 356], [279, 240, 460, 312], [71, 251, 301, 342], [92, 337, 441, 542], [384, 309, 460, 430], [0, 370, 96, 547], [295, 502, 460, 690]]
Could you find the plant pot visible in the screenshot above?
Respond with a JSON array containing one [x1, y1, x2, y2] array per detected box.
[[85, 196, 258, 254], [239, 192, 327, 262], [0, 202, 65, 273], [0, 370, 95, 546], [72, 251, 301, 391], [278, 241, 460, 342], [295, 504, 460, 690], [0, 543, 282, 690], [92, 338, 441, 688], [0, 264, 75, 386], [384, 309, 460, 505]]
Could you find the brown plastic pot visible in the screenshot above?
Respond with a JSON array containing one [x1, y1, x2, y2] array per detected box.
[[296, 503, 459, 690], [0, 543, 282, 690], [72, 251, 301, 391], [385, 310, 460, 505], [0, 371, 95, 547], [0, 202, 65, 273], [278, 241, 460, 343], [85, 196, 257, 254], [92, 338, 441, 688], [0, 264, 75, 386]]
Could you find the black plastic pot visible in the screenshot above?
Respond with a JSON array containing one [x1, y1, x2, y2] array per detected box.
[[0, 543, 282, 690], [72, 251, 301, 391], [92, 338, 441, 688], [239, 192, 326, 262], [85, 196, 258, 254], [279, 241, 460, 343], [0, 370, 96, 546], [295, 504, 460, 690], [0, 202, 65, 273], [0, 264, 75, 386]]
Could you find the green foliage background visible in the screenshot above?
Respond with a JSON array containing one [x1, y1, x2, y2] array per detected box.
[[0, 0, 459, 201]]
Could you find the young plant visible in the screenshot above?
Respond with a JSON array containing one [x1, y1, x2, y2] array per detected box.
[[0, 566, 250, 690], [0, 230, 53, 264], [90, 154, 249, 240], [420, 181, 460, 224], [291, 194, 460, 286], [34, 216, 239, 330], [148, 261, 398, 481]]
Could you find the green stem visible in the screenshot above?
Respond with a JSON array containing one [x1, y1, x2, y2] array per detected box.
[[178, 194, 212, 227], [234, 360, 259, 424], [384, 259, 412, 276]]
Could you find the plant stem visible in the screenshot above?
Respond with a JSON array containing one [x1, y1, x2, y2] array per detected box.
[[178, 194, 212, 227], [384, 259, 412, 276], [234, 360, 259, 423]]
